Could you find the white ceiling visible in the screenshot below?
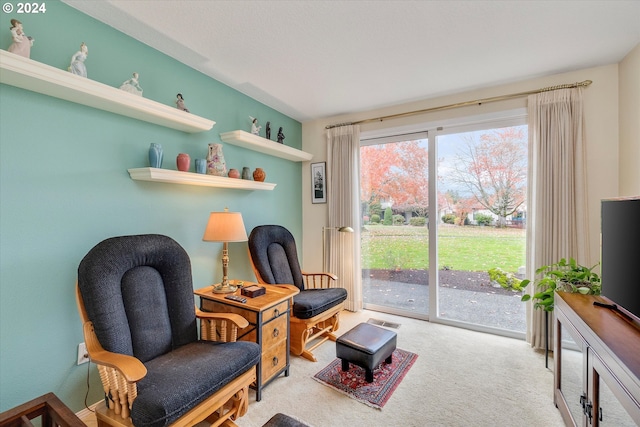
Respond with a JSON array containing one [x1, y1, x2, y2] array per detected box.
[[63, 1, 640, 123]]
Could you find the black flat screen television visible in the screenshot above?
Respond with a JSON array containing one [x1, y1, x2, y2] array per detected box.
[[601, 197, 640, 321]]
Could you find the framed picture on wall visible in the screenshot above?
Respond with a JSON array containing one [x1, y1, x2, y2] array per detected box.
[[311, 162, 326, 204]]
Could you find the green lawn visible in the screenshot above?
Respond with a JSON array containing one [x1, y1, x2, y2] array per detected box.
[[361, 224, 526, 273]]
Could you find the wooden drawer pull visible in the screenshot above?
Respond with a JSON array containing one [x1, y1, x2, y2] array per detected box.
[[272, 356, 279, 366], [273, 308, 280, 317], [272, 328, 279, 338]]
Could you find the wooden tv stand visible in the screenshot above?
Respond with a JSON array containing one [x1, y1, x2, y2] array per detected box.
[[554, 292, 640, 426]]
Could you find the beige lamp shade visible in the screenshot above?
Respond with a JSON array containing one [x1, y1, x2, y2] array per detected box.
[[202, 211, 248, 242]]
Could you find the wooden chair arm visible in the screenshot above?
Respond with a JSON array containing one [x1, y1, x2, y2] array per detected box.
[[269, 284, 301, 294], [195, 308, 249, 329], [301, 271, 338, 289], [83, 322, 147, 382]]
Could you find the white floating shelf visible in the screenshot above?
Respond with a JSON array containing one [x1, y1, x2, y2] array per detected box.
[[220, 130, 313, 162], [0, 50, 215, 133], [128, 168, 276, 190]]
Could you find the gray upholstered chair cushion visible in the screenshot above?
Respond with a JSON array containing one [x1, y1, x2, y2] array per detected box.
[[78, 234, 260, 427], [248, 225, 347, 319], [248, 225, 305, 290], [78, 234, 197, 361], [133, 340, 260, 427], [292, 288, 348, 319]]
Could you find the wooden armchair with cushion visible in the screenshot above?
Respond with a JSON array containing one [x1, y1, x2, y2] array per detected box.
[[76, 234, 261, 427], [248, 225, 348, 362]]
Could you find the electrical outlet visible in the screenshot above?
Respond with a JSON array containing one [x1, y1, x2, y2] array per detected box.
[[77, 342, 89, 365]]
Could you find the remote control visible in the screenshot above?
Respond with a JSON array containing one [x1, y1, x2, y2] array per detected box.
[[225, 295, 247, 303]]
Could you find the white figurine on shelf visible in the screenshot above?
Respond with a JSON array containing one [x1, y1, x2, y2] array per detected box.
[[119, 72, 143, 96], [249, 116, 261, 135], [68, 42, 88, 77], [8, 19, 33, 58], [176, 93, 189, 112]]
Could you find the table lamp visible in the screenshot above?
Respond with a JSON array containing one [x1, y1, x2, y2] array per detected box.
[[203, 208, 248, 293]]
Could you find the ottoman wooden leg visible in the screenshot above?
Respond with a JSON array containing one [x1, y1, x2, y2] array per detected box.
[[385, 353, 393, 364], [341, 358, 350, 372]]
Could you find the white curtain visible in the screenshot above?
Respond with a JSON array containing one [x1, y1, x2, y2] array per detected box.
[[326, 125, 362, 312], [526, 88, 590, 348]]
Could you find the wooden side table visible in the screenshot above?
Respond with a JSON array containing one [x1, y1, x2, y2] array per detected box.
[[195, 282, 299, 401]]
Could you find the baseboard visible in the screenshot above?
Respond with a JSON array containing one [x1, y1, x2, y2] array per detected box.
[[76, 400, 101, 421]]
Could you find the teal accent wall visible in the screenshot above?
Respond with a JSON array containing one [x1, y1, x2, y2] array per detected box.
[[0, 1, 302, 412]]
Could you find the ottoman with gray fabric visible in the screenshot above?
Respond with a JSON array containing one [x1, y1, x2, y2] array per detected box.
[[262, 413, 312, 427], [336, 322, 397, 382]]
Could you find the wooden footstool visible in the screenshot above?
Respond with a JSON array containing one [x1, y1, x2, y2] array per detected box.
[[336, 322, 397, 382]]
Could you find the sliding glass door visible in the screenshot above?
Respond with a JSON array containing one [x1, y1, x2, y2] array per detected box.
[[435, 125, 527, 333], [360, 117, 528, 336], [360, 133, 430, 318]]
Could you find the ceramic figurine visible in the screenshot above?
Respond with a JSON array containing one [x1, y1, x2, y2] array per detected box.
[[250, 116, 261, 135], [7, 19, 33, 58], [228, 168, 240, 179], [176, 93, 189, 112], [119, 72, 143, 96], [277, 127, 285, 144], [68, 42, 88, 77], [206, 143, 227, 176], [265, 122, 271, 140]]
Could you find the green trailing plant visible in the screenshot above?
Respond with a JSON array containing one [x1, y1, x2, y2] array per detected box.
[[488, 267, 525, 291], [520, 258, 601, 312]]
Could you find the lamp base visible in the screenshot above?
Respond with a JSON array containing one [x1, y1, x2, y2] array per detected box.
[[211, 283, 238, 294]]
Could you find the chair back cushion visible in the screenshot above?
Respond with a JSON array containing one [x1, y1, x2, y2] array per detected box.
[[248, 225, 305, 291], [78, 234, 197, 362]]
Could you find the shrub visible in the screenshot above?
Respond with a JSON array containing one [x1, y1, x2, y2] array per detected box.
[[383, 207, 393, 225], [488, 267, 524, 291], [392, 214, 405, 225], [475, 213, 494, 226], [370, 214, 381, 224], [410, 217, 426, 226], [442, 213, 456, 224]]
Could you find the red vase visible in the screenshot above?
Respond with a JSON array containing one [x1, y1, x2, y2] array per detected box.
[[228, 168, 240, 178], [177, 153, 190, 172]]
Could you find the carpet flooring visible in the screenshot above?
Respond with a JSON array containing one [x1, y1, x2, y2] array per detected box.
[[233, 309, 564, 427]]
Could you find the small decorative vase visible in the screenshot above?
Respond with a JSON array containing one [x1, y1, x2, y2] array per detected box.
[[206, 143, 227, 176], [176, 153, 190, 172], [241, 167, 251, 180], [195, 158, 207, 174], [228, 168, 240, 179], [149, 143, 163, 168], [253, 167, 266, 182]]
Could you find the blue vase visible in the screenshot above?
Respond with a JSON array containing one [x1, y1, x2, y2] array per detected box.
[[149, 143, 163, 168]]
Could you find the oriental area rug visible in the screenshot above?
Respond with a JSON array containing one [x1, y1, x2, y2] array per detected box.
[[312, 349, 418, 409]]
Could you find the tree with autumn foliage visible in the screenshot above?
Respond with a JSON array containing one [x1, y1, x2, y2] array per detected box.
[[449, 127, 527, 227], [360, 140, 429, 220]]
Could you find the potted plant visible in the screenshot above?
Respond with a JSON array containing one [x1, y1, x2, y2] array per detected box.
[[520, 257, 601, 312]]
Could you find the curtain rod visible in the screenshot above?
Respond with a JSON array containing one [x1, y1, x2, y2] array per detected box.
[[325, 80, 592, 130]]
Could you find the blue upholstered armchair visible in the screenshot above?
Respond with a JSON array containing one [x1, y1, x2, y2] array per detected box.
[[76, 234, 261, 427], [248, 225, 347, 362]]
